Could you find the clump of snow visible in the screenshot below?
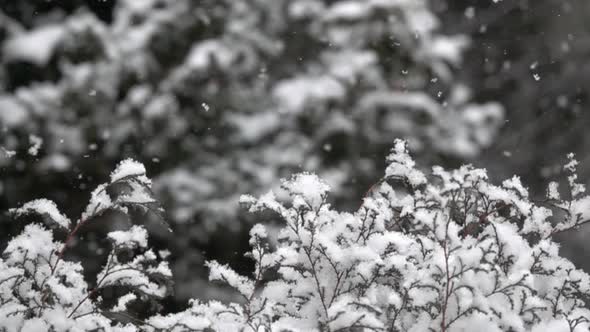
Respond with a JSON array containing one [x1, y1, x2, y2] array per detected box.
[[206, 261, 254, 298], [428, 36, 469, 66], [3, 25, 65, 66], [146, 301, 213, 331], [547, 181, 560, 200], [143, 94, 176, 118], [0, 96, 29, 128], [564, 153, 586, 198], [461, 102, 505, 146], [289, 1, 324, 18], [158, 249, 171, 259], [186, 40, 236, 71], [324, 50, 377, 83], [228, 111, 280, 142], [323, 1, 370, 21], [359, 91, 441, 118], [502, 176, 528, 198], [464, 7, 475, 19], [565, 153, 579, 172], [118, 0, 158, 14], [1, 147, 16, 158], [97, 248, 170, 298], [281, 172, 331, 209], [28, 134, 43, 156], [11, 199, 71, 229], [385, 139, 427, 187], [249, 224, 268, 241], [39, 154, 71, 172], [81, 184, 112, 220], [110, 159, 148, 183], [111, 293, 137, 312], [273, 76, 345, 113], [4, 223, 56, 261], [108, 225, 149, 249], [567, 196, 590, 226]]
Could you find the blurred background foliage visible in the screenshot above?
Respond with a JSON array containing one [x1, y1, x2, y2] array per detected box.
[[0, 0, 588, 311]]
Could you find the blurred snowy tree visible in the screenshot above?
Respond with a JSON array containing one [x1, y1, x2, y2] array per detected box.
[[0, 0, 502, 302]]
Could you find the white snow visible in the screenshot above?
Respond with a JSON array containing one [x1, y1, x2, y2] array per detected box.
[[0, 96, 29, 128], [273, 76, 345, 113], [282, 173, 331, 209], [547, 182, 560, 200], [1, 147, 16, 158], [119, 0, 158, 14], [428, 36, 469, 65], [325, 50, 377, 83], [110, 159, 148, 183], [111, 293, 137, 312], [5, 223, 56, 261], [186, 40, 235, 70], [108, 225, 149, 248], [11, 199, 71, 229], [3, 25, 65, 66], [28, 134, 43, 156], [323, 1, 370, 21], [206, 261, 254, 298], [385, 139, 427, 187], [228, 112, 280, 142]]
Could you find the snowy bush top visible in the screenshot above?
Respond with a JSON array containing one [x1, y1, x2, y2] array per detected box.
[[3, 144, 590, 331], [150, 139, 590, 332]]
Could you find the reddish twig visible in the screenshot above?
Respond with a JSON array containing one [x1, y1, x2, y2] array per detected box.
[[58, 218, 88, 259], [441, 239, 450, 332]]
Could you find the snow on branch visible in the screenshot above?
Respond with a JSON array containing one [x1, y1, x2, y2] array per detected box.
[[10, 198, 71, 229], [0, 160, 171, 331]]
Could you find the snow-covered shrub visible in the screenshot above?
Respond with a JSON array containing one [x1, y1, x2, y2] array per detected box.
[[2, 141, 590, 331], [0, 160, 171, 331], [146, 140, 590, 331]]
